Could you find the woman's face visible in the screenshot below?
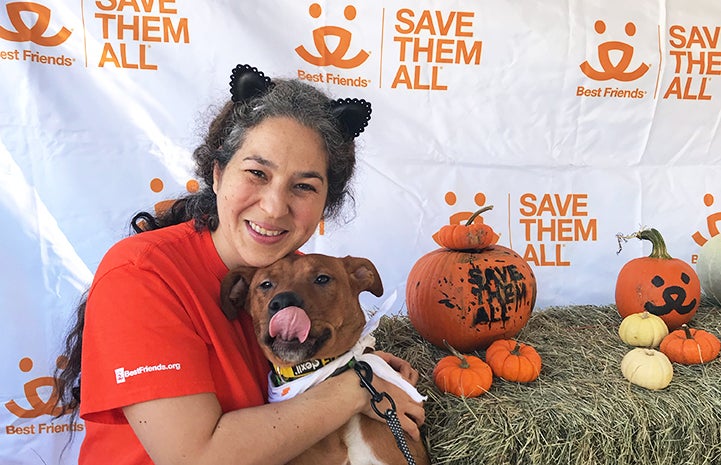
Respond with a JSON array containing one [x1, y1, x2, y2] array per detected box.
[[211, 116, 328, 269]]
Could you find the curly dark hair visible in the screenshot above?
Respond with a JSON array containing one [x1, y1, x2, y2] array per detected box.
[[54, 78, 361, 430]]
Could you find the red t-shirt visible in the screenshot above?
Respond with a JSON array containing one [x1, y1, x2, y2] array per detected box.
[[78, 221, 271, 464]]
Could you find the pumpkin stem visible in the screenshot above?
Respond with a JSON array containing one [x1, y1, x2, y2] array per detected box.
[[443, 339, 470, 369], [681, 324, 694, 339], [616, 228, 672, 259], [464, 205, 494, 226], [510, 340, 522, 356]]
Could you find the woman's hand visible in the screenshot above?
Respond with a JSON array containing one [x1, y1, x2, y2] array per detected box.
[[354, 352, 425, 441], [372, 350, 420, 385]]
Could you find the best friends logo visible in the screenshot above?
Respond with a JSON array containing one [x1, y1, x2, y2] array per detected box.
[[577, 20, 650, 99], [4, 356, 83, 436], [294, 4, 483, 91], [0, 1, 75, 66], [295, 3, 371, 88], [577, 20, 720, 101], [0, 2, 70, 45]]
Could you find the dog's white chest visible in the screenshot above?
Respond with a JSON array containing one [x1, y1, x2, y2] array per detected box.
[[344, 415, 392, 465]]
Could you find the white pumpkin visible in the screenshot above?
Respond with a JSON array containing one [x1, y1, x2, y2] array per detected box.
[[618, 311, 669, 348], [697, 234, 721, 306], [620, 348, 673, 390]]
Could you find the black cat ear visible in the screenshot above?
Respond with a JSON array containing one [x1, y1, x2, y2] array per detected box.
[[330, 98, 372, 140], [229, 64, 274, 103]]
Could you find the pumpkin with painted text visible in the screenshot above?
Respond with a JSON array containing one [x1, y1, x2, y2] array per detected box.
[[407, 216, 537, 352]]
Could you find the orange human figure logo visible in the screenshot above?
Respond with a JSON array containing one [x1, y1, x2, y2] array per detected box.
[[5, 356, 70, 418], [295, 3, 369, 69], [0, 2, 71, 45], [692, 193, 721, 246], [580, 20, 649, 82]]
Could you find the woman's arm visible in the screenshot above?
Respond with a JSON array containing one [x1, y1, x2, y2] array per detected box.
[[123, 367, 425, 465]]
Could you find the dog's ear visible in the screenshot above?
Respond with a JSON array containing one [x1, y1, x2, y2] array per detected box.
[[342, 256, 384, 297], [219, 267, 257, 320]]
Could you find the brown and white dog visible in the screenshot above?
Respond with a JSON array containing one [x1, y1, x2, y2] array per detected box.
[[220, 253, 430, 465]]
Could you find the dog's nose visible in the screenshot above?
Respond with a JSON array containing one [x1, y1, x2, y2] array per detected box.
[[268, 292, 304, 314]]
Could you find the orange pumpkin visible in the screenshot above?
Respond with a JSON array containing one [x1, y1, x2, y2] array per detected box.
[[432, 205, 500, 250], [407, 214, 536, 352], [615, 228, 700, 330], [659, 324, 721, 365], [433, 341, 492, 397], [485, 339, 542, 383]]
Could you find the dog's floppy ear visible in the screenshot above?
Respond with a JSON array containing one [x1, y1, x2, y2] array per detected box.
[[219, 267, 257, 320], [342, 256, 384, 297]]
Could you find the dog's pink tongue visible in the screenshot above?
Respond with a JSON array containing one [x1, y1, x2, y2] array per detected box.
[[269, 307, 311, 343]]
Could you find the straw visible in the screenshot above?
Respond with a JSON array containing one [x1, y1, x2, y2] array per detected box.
[[374, 301, 721, 465]]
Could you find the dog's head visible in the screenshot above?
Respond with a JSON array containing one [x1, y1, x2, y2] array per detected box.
[[220, 254, 383, 367]]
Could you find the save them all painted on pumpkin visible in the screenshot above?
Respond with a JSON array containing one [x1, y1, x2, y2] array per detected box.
[[407, 206, 537, 352], [615, 228, 701, 330]]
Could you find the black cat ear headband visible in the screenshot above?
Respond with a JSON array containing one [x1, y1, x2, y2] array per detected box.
[[229, 64, 371, 140]]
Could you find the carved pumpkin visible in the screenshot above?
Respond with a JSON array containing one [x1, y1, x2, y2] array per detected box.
[[432, 205, 500, 250], [696, 233, 721, 306], [620, 348, 673, 390], [618, 311, 668, 348], [407, 214, 537, 352], [615, 228, 700, 330], [659, 324, 721, 365], [433, 341, 492, 397], [484, 339, 542, 383]]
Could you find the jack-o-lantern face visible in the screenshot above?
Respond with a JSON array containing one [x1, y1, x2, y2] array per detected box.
[[644, 272, 698, 317], [616, 229, 701, 330]]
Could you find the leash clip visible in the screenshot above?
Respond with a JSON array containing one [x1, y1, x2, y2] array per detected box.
[[351, 360, 396, 421], [350, 358, 417, 465]]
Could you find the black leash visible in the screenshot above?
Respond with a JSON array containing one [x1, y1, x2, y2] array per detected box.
[[351, 359, 417, 465]]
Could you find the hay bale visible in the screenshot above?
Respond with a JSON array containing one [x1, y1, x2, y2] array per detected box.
[[374, 302, 721, 465]]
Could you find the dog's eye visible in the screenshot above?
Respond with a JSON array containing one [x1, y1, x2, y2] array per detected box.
[[258, 280, 274, 290], [314, 274, 331, 285]]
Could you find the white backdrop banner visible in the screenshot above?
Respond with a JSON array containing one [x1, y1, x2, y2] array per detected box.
[[2, 0, 720, 462]]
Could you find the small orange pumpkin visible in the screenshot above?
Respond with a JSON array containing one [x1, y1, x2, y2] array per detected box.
[[433, 340, 493, 397], [615, 228, 701, 330], [432, 205, 500, 250], [485, 339, 542, 383], [659, 324, 721, 365]]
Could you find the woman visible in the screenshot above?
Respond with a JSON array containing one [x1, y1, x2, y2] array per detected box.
[[56, 64, 425, 465]]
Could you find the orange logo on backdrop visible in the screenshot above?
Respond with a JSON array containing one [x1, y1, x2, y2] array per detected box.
[[445, 191, 492, 225], [149, 177, 199, 216], [5, 356, 69, 419], [296, 3, 369, 69], [576, 20, 649, 99], [580, 20, 649, 81], [294, 3, 372, 89], [692, 193, 721, 247], [0, 1, 71, 45]]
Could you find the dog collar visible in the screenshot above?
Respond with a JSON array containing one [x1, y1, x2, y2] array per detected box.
[[271, 357, 337, 386]]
